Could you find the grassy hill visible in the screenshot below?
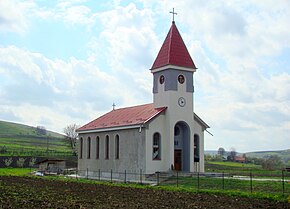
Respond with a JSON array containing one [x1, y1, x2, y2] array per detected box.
[[0, 120, 73, 156], [205, 149, 290, 164], [246, 149, 290, 164]]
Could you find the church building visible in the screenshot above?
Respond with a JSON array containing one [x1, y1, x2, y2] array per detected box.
[[77, 20, 209, 175]]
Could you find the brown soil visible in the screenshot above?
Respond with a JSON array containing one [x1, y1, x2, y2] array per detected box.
[[0, 176, 289, 209]]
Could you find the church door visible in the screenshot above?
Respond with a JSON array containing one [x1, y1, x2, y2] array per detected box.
[[174, 122, 190, 171], [174, 150, 182, 171]]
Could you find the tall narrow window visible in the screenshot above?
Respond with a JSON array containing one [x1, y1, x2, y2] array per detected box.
[[105, 135, 109, 159], [153, 132, 161, 160], [87, 137, 91, 159], [79, 138, 83, 159], [96, 136, 100, 159], [194, 134, 200, 162], [115, 135, 119, 159]]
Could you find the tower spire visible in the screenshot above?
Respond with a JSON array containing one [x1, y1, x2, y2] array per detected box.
[[150, 21, 196, 70]]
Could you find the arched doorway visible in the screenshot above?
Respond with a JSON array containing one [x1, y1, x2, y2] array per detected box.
[[174, 122, 190, 172]]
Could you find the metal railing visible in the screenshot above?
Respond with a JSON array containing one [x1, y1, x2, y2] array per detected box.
[[64, 168, 290, 197]]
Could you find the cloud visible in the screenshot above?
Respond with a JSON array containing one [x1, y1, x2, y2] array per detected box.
[[55, 2, 96, 26], [0, 45, 126, 128], [0, 0, 33, 33]]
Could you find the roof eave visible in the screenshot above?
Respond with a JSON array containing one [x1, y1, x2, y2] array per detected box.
[[77, 124, 142, 134], [150, 64, 197, 73], [143, 107, 167, 124], [194, 113, 210, 129]]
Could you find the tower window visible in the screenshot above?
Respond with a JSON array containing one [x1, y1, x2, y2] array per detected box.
[[153, 132, 161, 160], [178, 74, 185, 84], [159, 75, 165, 84]]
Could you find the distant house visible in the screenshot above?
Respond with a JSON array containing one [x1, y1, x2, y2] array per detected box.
[[36, 159, 66, 174], [234, 156, 246, 163]]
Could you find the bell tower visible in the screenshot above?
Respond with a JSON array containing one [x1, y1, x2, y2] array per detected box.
[[150, 20, 198, 172]]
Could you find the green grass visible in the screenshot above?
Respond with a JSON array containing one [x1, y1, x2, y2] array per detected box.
[[0, 120, 73, 157], [205, 161, 284, 176], [208, 161, 260, 168], [0, 168, 34, 176], [159, 173, 290, 203]]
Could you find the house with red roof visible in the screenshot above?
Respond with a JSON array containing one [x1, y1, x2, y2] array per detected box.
[[77, 20, 209, 175]]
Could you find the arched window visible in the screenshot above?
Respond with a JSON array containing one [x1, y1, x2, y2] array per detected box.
[[87, 137, 91, 159], [174, 126, 180, 136], [178, 74, 185, 84], [153, 132, 161, 160], [105, 135, 109, 159], [159, 75, 165, 84], [115, 135, 119, 159], [194, 134, 200, 162], [79, 137, 83, 159], [96, 136, 100, 159]]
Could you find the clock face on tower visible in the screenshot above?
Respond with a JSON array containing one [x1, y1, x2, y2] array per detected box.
[[178, 97, 186, 107]]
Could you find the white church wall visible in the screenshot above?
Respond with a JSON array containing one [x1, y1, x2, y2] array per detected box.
[[193, 119, 205, 172], [145, 113, 170, 173], [78, 128, 146, 176]]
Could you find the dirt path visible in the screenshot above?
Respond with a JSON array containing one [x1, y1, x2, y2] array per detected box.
[[0, 176, 289, 208]]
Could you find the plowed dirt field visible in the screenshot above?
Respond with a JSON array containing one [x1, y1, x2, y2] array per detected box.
[[0, 176, 289, 208]]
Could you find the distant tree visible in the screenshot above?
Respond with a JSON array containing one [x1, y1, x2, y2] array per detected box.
[[4, 158, 13, 167], [247, 157, 264, 165], [63, 124, 80, 155], [16, 158, 26, 168], [36, 126, 46, 135], [204, 154, 212, 161], [0, 146, 7, 154], [229, 147, 237, 161], [261, 155, 284, 170], [218, 147, 226, 156], [212, 154, 223, 161], [242, 153, 247, 162]]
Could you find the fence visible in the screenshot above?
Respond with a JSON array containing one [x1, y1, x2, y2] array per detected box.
[[66, 169, 290, 196]]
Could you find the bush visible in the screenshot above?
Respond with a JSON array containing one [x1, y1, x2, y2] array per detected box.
[[4, 158, 13, 167], [0, 146, 7, 154], [261, 155, 284, 170], [16, 158, 26, 168], [29, 157, 36, 167]]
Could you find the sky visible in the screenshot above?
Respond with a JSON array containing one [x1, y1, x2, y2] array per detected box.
[[0, 0, 289, 153]]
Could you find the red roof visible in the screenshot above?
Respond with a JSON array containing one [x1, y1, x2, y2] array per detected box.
[[151, 21, 196, 70], [77, 104, 167, 132]]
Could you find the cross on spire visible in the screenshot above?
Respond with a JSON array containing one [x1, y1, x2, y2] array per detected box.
[[169, 8, 177, 22], [112, 103, 116, 110]]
